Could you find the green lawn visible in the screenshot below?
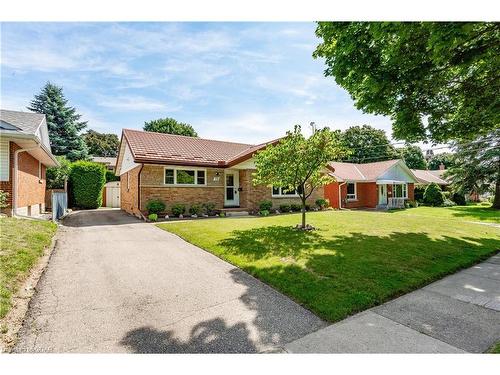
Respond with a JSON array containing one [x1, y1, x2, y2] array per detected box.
[[0, 217, 57, 318], [388, 204, 500, 224], [158, 206, 499, 322]]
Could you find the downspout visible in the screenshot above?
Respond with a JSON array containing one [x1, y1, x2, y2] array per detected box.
[[137, 164, 144, 219], [338, 181, 346, 209], [13, 145, 40, 218]]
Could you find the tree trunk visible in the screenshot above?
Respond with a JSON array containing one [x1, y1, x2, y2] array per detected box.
[[301, 196, 306, 228], [493, 177, 500, 209]]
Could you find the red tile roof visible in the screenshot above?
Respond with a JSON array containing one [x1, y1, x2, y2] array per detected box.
[[328, 159, 401, 181], [122, 129, 277, 167]]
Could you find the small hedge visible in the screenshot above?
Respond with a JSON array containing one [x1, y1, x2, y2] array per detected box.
[[290, 203, 302, 212], [423, 183, 444, 207], [315, 198, 329, 209], [171, 203, 186, 217], [69, 161, 106, 209], [189, 204, 202, 216], [146, 199, 166, 214], [259, 200, 272, 211], [279, 204, 291, 212], [105, 170, 120, 182], [452, 192, 467, 206]]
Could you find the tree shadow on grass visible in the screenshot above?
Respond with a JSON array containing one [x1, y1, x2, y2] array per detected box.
[[446, 206, 500, 222]]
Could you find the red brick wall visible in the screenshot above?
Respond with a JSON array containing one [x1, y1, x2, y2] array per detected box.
[[0, 142, 46, 215], [324, 181, 378, 209], [120, 165, 142, 217], [408, 183, 415, 201]]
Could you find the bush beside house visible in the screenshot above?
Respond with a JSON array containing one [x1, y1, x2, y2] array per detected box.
[[69, 161, 106, 209], [423, 183, 445, 207]]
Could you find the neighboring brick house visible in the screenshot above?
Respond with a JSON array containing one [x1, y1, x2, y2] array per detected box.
[[115, 129, 324, 217], [0, 109, 58, 216], [411, 167, 449, 188], [324, 159, 417, 209]]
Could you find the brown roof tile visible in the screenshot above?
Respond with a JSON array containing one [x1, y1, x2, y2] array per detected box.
[[123, 129, 262, 167]]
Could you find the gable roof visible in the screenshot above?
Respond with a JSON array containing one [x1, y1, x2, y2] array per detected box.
[[411, 169, 449, 185], [328, 159, 401, 181], [92, 156, 117, 166], [121, 129, 277, 168], [0, 109, 46, 135]]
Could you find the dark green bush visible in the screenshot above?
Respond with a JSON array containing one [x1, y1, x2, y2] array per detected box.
[[0, 190, 8, 209], [189, 204, 202, 216], [259, 200, 272, 211], [414, 186, 426, 202], [148, 213, 158, 222], [423, 183, 444, 206], [279, 204, 291, 212], [452, 192, 467, 206], [202, 202, 216, 215], [290, 203, 302, 212], [146, 199, 166, 214], [315, 198, 329, 209], [105, 170, 120, 182], [46, 155, 71, 189], [405, 200, 418, 208], [69, 161, 106, 209], [259, 210, 270, 216], [305, 204, 311, 211], [171, 203, 186, 217]]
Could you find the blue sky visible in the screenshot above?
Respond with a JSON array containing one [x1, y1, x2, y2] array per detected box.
[[1, 22, 394, 144]]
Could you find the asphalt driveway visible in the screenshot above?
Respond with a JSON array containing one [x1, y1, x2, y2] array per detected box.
[[14, 209, 324, 353]]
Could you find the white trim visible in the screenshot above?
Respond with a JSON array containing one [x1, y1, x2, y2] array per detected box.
[[38, 160, 42, 179], [163, 166, 207, 186], [392, 183, 408, 199], [271, 186, 300, 198], [224, 169, 240, 206], [346, 182, 357, 200]]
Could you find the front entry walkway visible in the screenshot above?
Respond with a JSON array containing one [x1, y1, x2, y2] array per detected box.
[[285, 254, 500, 353], [14, 209, 324, 353]]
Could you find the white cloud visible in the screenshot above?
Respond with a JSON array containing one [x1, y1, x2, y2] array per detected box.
[[97, 95, 180, 112]]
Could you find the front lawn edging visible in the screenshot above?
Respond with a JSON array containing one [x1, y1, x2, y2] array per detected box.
[[0, 226, 60, 353]]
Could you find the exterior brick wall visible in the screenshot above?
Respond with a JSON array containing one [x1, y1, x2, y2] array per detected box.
[[0, 141, 46, 216], [408, 183, 415, 201], [120, 165, 142, 217]]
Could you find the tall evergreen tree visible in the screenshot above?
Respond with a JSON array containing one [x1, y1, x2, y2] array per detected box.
[[28, 82, 88, 161]]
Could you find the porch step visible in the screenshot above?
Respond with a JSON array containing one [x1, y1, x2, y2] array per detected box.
[[219, 207, 250, 217]]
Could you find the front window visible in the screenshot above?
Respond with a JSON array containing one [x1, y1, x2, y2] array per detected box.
[[164, 168, 206, 186], [392, 183, 408, 198], [346, 182, 356, 200], [271, 186, 300, 197]]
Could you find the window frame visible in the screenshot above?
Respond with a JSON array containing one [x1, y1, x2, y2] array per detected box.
[[346, 182, 357, 201], [392, 183, 408, 199], [271, 186, 300, 198], [164, 166, 207, 186]]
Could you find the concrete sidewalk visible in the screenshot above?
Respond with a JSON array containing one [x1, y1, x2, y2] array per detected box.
[[285, 254, 500, 353]]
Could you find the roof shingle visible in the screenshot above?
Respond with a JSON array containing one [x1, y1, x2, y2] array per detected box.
[[0, 109, 45, 134], [328, 160, 401, 181]]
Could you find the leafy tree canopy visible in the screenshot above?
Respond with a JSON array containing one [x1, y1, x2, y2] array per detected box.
[[46, 155, 72, 189], [314, 22, 500, 143], [340, 125, 396, 163], [28, 82, 88, 161], [399, 144, 427, 169], [428, 152, 456, 170], [445, 130, 500, 208], [83, 130, 119, 157], [143, 117, 198, 137], [253, 125, 349, 228]]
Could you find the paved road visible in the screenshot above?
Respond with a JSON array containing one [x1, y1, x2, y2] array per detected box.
[[285, 254, 500, 353], [14, 209, 324, 353]]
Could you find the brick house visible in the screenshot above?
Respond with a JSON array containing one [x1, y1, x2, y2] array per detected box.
[[324, 159, 417, 209], [0, 109, 58, 216], [115, 129, 324, 217]]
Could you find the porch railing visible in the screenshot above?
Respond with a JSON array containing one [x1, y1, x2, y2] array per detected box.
[[388, 197, 405, 209]]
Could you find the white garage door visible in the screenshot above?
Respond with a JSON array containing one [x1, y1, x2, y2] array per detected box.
[[105, 181, 120, 208]]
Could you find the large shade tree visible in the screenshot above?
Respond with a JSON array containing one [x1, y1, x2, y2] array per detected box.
[[83, 130, 120, 157], [428, 152, 456, 170], [445, 130, 500, 208], [253, 125, 348, 228], [340, 125, 397, 163], [314, 22, 500, 143], [399, 144, 427, 169], [28, 82, 88, 161], [144, 117, 198, 137]]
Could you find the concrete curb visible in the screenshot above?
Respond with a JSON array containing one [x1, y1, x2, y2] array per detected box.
[[0, 227, 60, 353]]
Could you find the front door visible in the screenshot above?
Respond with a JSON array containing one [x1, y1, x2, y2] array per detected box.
[[378, 184, 387, 205], [224, 170, 240, 207]]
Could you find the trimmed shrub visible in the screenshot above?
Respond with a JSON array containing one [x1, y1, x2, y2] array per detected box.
[[189, 204, 202, 216], [146, 199, 166, 214], [47, 155, 71, 189], [414, 186, 426, 202], [452, 192, 467, 206], [148, 213, 158, 222], [259, 210, 270, 216], [259, 200, 272, 211], [405, 200, 418, 208], [202, 202, 216, 216], [290, 203, 302, 212], [0, 190, 8, 209], [315, 198, 329, 209], [279, 204, 291, 213], [423, 183, 444, 207], [69, 161, 106, 209], [171, 203, 186, 217]]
